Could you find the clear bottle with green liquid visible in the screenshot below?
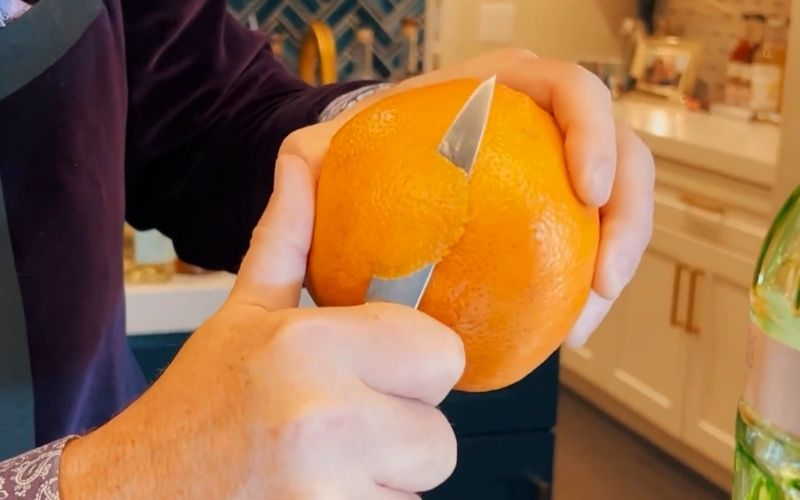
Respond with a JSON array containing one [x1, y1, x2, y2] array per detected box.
[[734, 185, 800, 499]]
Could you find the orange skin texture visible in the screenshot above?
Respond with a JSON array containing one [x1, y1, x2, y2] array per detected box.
[[308, 79, 599, 392]]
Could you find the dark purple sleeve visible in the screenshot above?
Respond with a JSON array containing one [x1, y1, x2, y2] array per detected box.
[[121, 0, 376, 272]]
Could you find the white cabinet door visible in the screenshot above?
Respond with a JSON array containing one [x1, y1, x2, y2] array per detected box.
[[605, 238, 690, 438], [679, 237, 756, 471]]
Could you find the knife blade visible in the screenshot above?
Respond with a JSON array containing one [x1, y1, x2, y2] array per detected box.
[[364, 75, 496, 308]]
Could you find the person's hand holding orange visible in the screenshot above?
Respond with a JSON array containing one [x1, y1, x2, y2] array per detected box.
[[281, 48, 655, 348]]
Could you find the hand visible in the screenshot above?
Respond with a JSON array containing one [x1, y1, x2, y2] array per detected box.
[[281, 48, 655, 347], [60, 155, 465, 499]]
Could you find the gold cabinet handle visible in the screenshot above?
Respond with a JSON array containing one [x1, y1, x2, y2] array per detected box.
[[670, 263, 686, 329], [679, 194, 725, 216], [686, 269, 703, 334], [299, 21, 338, 86]]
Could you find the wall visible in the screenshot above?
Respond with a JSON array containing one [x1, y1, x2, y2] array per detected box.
[[656, 0, 792, 100], [774, 0, 800, 204], [427, 0, 637, 69], [228, 0, 425, 81]]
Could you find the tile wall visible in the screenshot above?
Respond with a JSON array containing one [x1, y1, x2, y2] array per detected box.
[[228, 0, 425, 81]]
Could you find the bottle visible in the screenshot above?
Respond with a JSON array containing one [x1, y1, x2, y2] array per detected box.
[[399, 18, 421, 79], [725, 14, 753, 107], [123, 223, 135, 275], [733, 185, 800, 499], [175, 258, 210, 276], [350, 27, 375, 81], [751, 16, 788, 115], [125, 228, 176, 284], [745, 14, 767, 107], [269, 33, 287, 62]]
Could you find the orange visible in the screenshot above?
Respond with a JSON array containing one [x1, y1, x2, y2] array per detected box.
[[307, 79, 599, 392]]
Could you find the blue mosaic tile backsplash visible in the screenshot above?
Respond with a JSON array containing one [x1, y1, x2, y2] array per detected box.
[[228, 0, 425, 81]]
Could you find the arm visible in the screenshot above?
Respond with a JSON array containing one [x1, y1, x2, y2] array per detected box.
[[57, 157, 463, 499], [122, 0, 379, 271]]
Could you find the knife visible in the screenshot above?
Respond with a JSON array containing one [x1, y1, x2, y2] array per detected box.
[[364, 75, 496, 308]]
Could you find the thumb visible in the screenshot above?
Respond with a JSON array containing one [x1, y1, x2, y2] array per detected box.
[[231, 154, 315, 310]]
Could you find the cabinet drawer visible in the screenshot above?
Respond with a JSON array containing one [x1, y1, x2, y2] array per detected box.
[[426, 431, 554, 500], [654, 187, 767, 260], [129, 335, 559, 436]]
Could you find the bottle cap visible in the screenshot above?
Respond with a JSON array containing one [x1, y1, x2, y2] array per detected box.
[[356, 27, 374, 44]]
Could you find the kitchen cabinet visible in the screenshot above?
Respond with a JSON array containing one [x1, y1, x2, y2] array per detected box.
[[563, 244, 691, 438], [680, 231, 753, 470], [426, 432, 554, 500], [605, 245, 690, 438], [561, 142, 770, 490]]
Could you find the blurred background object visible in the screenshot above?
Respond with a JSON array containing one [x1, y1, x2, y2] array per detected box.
[[655, 0, 790, 105], [350, 26, 376, 80], [298, 20, 338, 85], [124, 225, 176, 284], [228, 0, 425, 82]]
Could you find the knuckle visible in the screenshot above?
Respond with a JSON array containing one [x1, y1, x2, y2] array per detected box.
[[415, 409, 459, 491], [279, 400, 363, 450], [506, 47, 539, 63], [269, 311, 312, 350], [616, 122, 656, 188], [437, 330, 466, 385], [570, 63, 612, 99]]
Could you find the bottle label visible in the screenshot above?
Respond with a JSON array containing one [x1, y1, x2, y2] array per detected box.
[[133, 229, 175, 265], [726, 62, 749, 106], [744, 321, 800, 437], [750, 63, 782, 112]]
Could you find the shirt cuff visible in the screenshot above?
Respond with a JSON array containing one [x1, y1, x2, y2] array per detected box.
[[0, 436, 77, 499], [319, 83, 394, 122]]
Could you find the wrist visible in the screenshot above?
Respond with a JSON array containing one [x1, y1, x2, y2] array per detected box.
[[59, 413, 152, 499], [59, 384, 188, 499]]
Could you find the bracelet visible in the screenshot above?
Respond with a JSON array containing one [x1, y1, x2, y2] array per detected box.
[[0, 436, 76, 499], [319, 83, 394, 122]]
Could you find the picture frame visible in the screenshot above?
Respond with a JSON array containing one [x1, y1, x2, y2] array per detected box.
[[631, 36, 702, 100]]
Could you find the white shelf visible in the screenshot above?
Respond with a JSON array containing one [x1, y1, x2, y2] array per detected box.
[[614, 96, 780, 188], [125, 272, 318, 335], [125, 272, 233, 336]]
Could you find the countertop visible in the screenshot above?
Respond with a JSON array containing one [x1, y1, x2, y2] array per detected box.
[[125, 273, 315, 335], [127, 97, 782, 335], [613, 96, 780, 187]]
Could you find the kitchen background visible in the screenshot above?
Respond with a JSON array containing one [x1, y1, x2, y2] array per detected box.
[[227, 0, 426, 80], [125, 0, 800, 498]]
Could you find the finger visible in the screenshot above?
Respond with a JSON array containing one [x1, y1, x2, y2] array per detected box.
[[306, 303, 465, 405], [594, 122, 655, 300], [231, 154, 315, 310], [565, 291, 613, 347], [366, 395, 457, 493], [505, 58, 617, 207], [407, 51, 617, 206], [374, 488, 421, 500]]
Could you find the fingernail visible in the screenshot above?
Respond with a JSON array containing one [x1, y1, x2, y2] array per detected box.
[[586, 162, 613, 207], [566, 291, 612, 348]]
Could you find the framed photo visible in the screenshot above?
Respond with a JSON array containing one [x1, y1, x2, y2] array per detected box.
[[578, 59, 624, 97], [631, 36, 701, 100]]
